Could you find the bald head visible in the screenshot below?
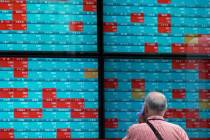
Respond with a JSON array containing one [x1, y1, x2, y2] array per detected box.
[[144, 92, 167, 115]]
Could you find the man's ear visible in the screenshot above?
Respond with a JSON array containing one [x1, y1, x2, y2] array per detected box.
[[144, 105, 148, 115], [161, 110, 167, 116]]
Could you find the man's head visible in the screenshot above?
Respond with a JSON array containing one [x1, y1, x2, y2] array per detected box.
[[143, 92, 167, 117]]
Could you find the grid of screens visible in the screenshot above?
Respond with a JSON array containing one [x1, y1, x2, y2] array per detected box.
[[0, 57, 99, 139], [0, 0, 210, 139], [104, 59, 210, 139], [104, 0, 210, 54], [0, 0, 97, 52]]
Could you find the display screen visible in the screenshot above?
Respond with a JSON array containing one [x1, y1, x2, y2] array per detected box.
[[0, 57, 98, 139], [0, 0, 97, 52], [105, 59, 210, 139], [104, 0, 210, 54]]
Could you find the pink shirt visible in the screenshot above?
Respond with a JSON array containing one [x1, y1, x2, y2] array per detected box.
[[123, 116, 189, 140]]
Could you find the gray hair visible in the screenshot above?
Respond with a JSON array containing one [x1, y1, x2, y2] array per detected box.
[[144, 92, 167, 113]]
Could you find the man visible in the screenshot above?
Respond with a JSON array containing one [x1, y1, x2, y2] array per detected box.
[[123, 92, 189, 140]]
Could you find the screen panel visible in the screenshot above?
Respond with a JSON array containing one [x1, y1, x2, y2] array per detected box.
[[104, 0, 210, 54], [0, 0, 97, 52], [0, 57, 99, 139], [105, 59, 210, 139]]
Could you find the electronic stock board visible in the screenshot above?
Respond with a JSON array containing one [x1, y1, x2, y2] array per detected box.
[[105, 59, 210, 139], [104, 0, 210, 54], [0, 57, 99, 139], [0, 0, 97, 52], [0, 0, 210, 139]]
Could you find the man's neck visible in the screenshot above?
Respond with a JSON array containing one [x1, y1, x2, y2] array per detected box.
[[147, 115, 164, 121]]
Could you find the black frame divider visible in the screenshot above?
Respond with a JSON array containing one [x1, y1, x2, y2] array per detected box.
[[97, 0, 105, 138], [0, 52, 99, 58], [104, 53, 210, 59]]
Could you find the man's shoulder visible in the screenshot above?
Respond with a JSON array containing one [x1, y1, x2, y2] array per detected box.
[[123, 123, 149, 140], [166, 121, 189, 139], [129, 123, 148, 131], [128, 121, 186, 133], [165, 121, 186, 131]]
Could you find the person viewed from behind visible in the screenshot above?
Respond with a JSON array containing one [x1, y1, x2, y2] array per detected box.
[[122, 92, 189, 140]]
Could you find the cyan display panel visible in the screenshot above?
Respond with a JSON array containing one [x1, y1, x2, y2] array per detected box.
[[0, 57, 99, 139], [105, 59, 210, 139], [104, 0, 210, 54], [0, 0, 97, 52]]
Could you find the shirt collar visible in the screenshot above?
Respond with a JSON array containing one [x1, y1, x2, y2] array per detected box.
[[147, 116, 164, 120]]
